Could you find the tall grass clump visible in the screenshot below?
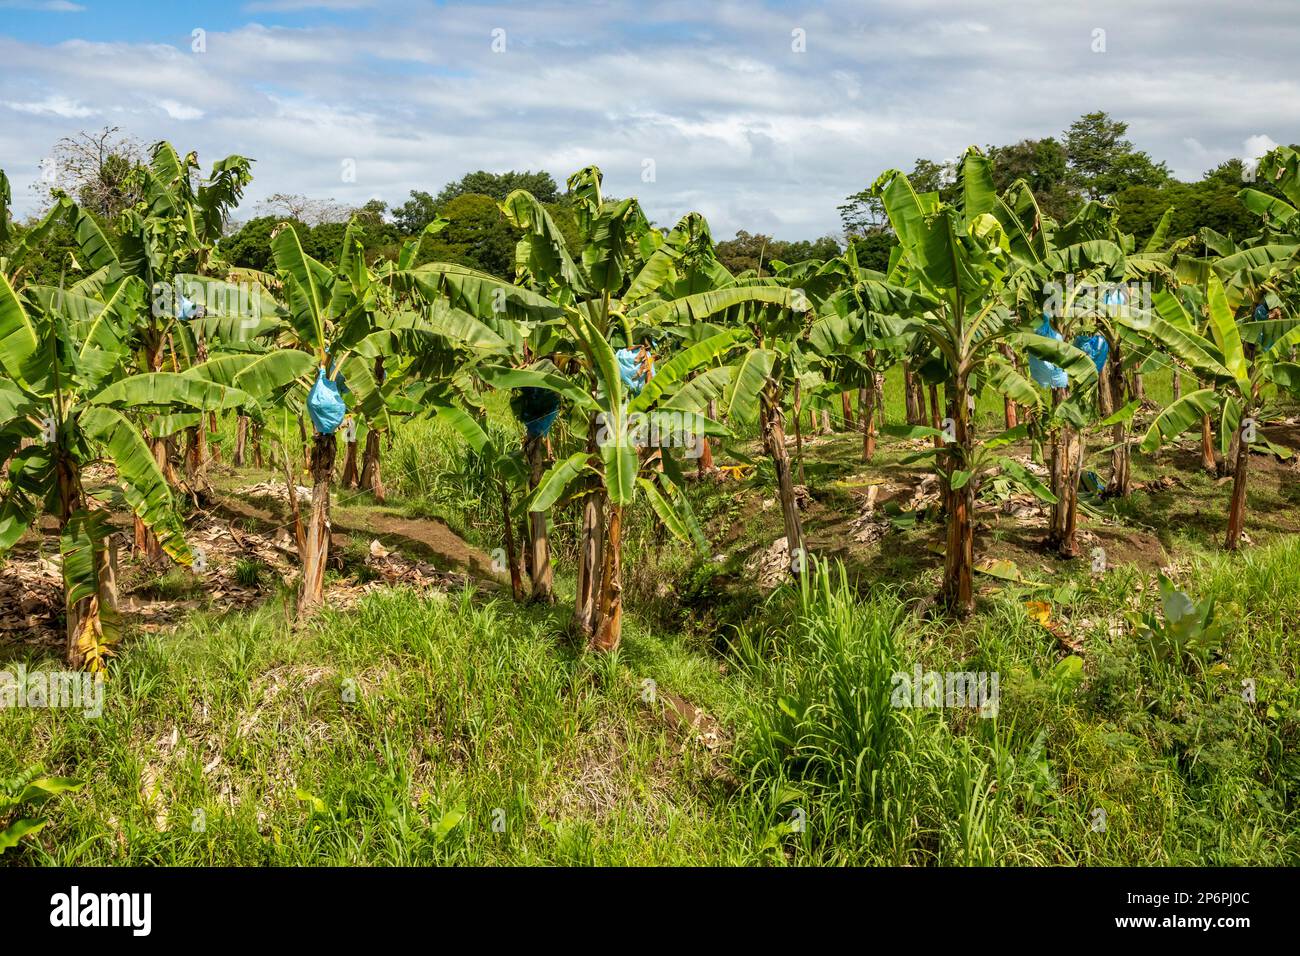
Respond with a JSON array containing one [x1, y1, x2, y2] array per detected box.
[[732, 559, 1064, 864]]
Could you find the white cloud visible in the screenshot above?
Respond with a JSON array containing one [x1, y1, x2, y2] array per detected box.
[[243, 0, 374, 10], [3, 94, 97, 118], [0, 1, 1297, 238], [155, 99, 204, 121], [0, 1, 85, 11], [1244, 134, 1280, 160]]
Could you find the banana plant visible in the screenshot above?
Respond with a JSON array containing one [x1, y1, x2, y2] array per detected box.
[[347, 219, 452, 498], [1169, 151, 1300, 480], [807, 245, 921, 462], [143, 142, 254, 473], [402, 254, 567, 606], [405, 166, 661, 623], [427, 403, 529, 600], [1001, 198, 1165, 557], [636, 282, 812, 579], [406, 168, 799, 634], [0, 271, 247, 668], [1139, 273, 1300, 550], [45, 144, 254, 556], [0, 171, 75, 287], [210, 219, 509, 618], [873, 147, 1098, 613], [525, 311, 730, 650], [1190, 145, 1300, 310]]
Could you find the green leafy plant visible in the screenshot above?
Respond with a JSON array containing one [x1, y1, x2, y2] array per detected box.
[[1134, 575, 1227, 667], [0, 769, 81, 855]]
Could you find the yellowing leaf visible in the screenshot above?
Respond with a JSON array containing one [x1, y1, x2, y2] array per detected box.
[[1024, 600, 1054, 628]]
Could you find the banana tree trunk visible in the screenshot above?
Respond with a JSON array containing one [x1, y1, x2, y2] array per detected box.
[[928, 383, 942, 448], [841, 391, 854, 430], [359, 428, 385, 502], [591, 503, 624, 651], [1224, 420, 1250, 550], [340, 435, 359, 488], [760, 384, 805, 572], [251, 421, 265, 469], [1047, 387, 1083, 558], [297, 432, 336, 619], [190, 334, 214, 468], [1222, 426, 1241, 480], [280, 446, 307, 559], [903, 361, 922, 425], [524, 435, 554, 603], [697, 428, 714, 476], [860, 380, 877, 462], [359, 356, 385, 497], [58, 455, 87, 666], [233, 415, 249, 467], [500, 483, 524, 601], [184, 424, 208, 486], [298, 415, 310, 470], [820, 409, 832, 435], [208, 412, 221, 464], [793, 380, 805, 485], [1105, 350, 1131, 497], [573, 418, 605, 637], [1202, 410, 1220, 474], [135, 333, 168, 561], [698, 397, 716, 477], [67, 535, 117, 672], [941, 376, 975, 615], [57, 455, 119, 669], [999, 344, 1019, 429]]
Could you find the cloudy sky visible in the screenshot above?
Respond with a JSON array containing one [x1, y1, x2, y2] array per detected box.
[[1, 0, 1297, 238]]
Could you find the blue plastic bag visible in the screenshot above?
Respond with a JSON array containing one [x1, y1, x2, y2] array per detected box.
[[1028, 316, 1069, 389], [616, 347, 652, 396], [177, 295, 200, 320], [307, 366, 347, 435], [1072, 332, 1109, 374], [512, 387, 561, 438], [1101, 287, 1127, 309], [1253, 301, 1280, 349]]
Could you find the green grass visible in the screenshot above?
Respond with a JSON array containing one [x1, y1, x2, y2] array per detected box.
[[3, 366, 1297, 866], [3, 533, 1295, 865]]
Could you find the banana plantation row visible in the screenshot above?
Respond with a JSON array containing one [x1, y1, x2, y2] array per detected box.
[[1, 142, 1299, 672]]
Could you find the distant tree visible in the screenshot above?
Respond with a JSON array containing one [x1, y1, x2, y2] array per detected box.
[[416, 193, 518, 278], [2, 217, 79, 286], [848, 231, 897, 273], [715, 231, 842, 275], [843, 158, 958, 227], [1115, 159, 1285, 248], [986, 136, 1075, 219], [353, 198, 388, 228], [1065, 111, 1171, 199], [838, 187, 886, 237], [392, 189, 438, 235], [779, 235, 842, 263], [34, 126, 146, 219], [218, 215, 292, 272], [256, 192, 350, 225], [715, 231, 779, 275], [909, 157, 957, 198], [435, 170, 560, 207], [303, 221, 349, 262]]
